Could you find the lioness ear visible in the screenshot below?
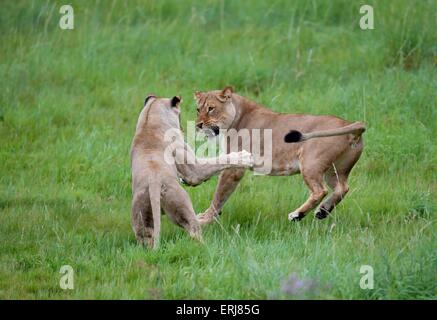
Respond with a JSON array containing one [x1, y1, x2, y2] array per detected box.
[[194, 91, 203, 101], [171, 95, 182, 108], [219, 86, 233, 101], [144, 94, 156, 106]]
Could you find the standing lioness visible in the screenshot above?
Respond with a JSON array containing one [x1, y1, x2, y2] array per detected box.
[[194, 86, 365, 224], [131, 94, 253, 248]]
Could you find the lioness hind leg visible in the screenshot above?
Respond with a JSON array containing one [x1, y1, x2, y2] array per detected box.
[[161, 183, 203, 242], [315, 172, 349, 219], [288, 170, 328, 221], [132, 190, 155, 248], [316, 142, 363, 219]]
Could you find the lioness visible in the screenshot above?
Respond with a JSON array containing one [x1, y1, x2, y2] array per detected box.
[[131, 94, 253, 248], [194, 87, 365, 224]]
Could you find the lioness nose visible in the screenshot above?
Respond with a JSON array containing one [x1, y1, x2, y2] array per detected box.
[[196, 122, 203, 129]]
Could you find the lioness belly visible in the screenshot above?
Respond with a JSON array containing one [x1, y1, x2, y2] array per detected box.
[[268, 159, 301, 175], [251, 155, 301, 176]]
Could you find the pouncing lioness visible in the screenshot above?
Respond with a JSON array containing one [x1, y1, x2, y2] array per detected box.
[[131, 94, 253, 248], [194, 86, 365, 224]]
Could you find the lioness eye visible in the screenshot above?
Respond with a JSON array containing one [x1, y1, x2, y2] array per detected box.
[[208, 106, 215, 113], [196, 108, 200, 114]]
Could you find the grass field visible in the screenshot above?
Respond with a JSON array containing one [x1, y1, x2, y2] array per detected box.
[[1, 0, 436, 299]]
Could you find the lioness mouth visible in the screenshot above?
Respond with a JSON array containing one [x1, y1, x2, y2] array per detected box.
[[211, 126, 220, 136], [203, 126, 220, 137]]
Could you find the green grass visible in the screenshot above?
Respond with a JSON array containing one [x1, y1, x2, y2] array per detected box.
[[1, 0, 436, 299]]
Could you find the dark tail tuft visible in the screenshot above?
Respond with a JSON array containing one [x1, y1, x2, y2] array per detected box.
[[284, 130, 303, 143]]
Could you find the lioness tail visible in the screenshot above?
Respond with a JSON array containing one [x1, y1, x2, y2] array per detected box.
[[148, 175, 161, 249], [284, 121, 366, 143]]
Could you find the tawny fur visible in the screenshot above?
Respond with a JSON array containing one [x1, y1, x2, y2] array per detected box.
[[131, 95, 253, 249], [194, 86, 365, 224]]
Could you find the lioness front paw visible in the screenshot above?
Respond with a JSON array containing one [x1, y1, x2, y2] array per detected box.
[[197, 208, 218, 225], [197, 214, 215, 225], [236, 150, 254, 167]]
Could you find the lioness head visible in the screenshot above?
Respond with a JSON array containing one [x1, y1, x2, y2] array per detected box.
[[143, 94, 183, 130], [194, 86, 237, 137]]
